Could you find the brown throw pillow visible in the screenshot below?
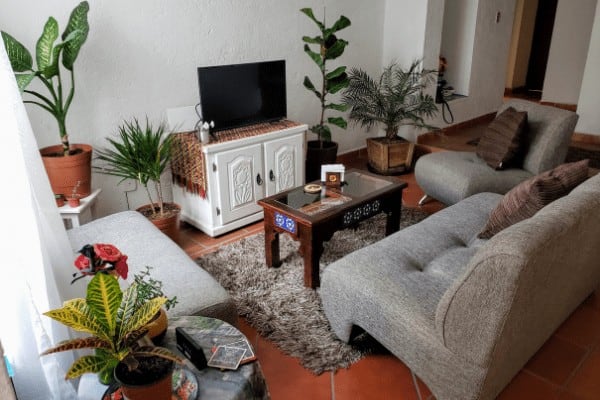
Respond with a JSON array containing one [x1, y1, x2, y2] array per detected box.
[[478, 159, 589, 239], [476, 107, 528, 170]]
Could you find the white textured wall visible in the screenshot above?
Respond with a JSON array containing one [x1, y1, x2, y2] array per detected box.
[[0, 0, 384, 216], [542, 0, 597, 104], [381, 0, 428, 66], [440, 0, 478, 96], [576, 1, 600, 136], [426, 0, 517, 129]]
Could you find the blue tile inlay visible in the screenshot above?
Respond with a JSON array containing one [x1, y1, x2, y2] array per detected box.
[[274, 212, 296, 234]]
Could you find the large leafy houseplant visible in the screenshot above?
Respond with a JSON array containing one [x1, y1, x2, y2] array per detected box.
[[41, 273, 183, 385], [95, 117, 176, 217], [343, 60, 438, 139], [301, 7, 351, 144], [1, 1, 90, 156]]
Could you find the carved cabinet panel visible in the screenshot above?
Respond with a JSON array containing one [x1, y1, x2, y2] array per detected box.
[[264, 134, 304, 196]]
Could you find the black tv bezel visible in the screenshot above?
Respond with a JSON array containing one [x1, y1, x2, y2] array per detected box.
[[197, 59, 287, 133]]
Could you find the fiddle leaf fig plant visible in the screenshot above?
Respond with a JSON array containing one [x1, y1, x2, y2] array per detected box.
[[301, 7, 351, 143], [1, 1, 90, 156]]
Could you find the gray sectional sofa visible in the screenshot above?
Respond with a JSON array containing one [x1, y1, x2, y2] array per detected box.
[[320, 172, 600, 400], [67, 210, 237, 324]]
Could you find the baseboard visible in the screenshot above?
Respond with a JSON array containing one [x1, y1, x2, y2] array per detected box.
[[540, 101, 577, 112], [336, 148, 366, 164], [572, 132, 600, 145]]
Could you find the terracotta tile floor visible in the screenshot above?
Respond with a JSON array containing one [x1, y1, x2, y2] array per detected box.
[[172, 114, 600, 399]]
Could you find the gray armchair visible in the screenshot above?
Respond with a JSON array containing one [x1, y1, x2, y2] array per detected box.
[[414, 99, 579, 205]]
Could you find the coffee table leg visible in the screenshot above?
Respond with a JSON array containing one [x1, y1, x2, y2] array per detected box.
[[264, 214, 281, 268], [302, 231, 324, 288], [385, 193, 402, 236]]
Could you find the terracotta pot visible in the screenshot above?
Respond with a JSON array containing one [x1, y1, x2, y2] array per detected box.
[[146, 308, 168, 345], [67, 197, 81, 207], [114, 358, 174, 400], [40, 144, 92, 198], [136, 203, 181, 242], [55, 194, 65, 207], [305, 140, 338, 182]]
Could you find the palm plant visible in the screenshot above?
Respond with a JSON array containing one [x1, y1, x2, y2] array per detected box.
[[95, 117, 173, 218], [342, 60, 438, 139], [1, 1, 90, 156], [41, 273, 182, 383]]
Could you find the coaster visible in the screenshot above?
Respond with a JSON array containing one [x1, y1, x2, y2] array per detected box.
[[303, 184, 322, 193]]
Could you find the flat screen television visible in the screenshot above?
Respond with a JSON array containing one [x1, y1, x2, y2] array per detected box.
[[197, 60, 287, 132]]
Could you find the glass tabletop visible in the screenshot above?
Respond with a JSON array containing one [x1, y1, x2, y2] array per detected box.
[[274, 171, 393, 214]]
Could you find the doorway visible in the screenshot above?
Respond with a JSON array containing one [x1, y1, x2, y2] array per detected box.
[[525, 0, 558, 94]]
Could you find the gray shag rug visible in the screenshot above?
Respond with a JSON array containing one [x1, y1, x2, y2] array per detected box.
[[196, 208, 429, 374]]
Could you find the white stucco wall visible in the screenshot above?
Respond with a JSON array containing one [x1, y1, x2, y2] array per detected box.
[[0, 0, 384, 216], [426, 0, 517, 129], [381, 0, 428, 67], [541, 0, 597, 104], [440, 0, 478, 96], [576, 1, 600, 136]]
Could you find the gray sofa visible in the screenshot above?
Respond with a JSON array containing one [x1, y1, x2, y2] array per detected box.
[[320, 173, 600, 400], [68, 211, 237, 324], [415, 99, 579, 205]]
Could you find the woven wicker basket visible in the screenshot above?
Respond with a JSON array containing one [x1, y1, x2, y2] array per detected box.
[[366, 137, 415, 175]]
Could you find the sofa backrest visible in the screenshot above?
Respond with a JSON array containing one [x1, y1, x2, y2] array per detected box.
[[435, 173, 600, 391], [499, 99, 578, 175]]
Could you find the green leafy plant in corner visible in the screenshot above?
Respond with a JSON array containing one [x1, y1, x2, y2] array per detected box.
[[94, 117, 174, 218], [133, 266, 178, 311], [342, 60, 438, 139], [41, 273, 182, 383], [1, 1, 90, 156], [301, 7, 351, 144]]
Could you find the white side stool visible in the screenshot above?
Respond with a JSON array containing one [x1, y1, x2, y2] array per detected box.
[[59, 188, 101, 229]]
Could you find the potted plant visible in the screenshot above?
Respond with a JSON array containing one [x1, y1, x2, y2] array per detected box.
[[42, 273, 183, 399], [342, 60, 438, 174], [55, 193, 65, 207], [1, 2, 93, 197], [133, 266, 178, 345], [94, 117, 181, 241], [300, 7, 351, 182]]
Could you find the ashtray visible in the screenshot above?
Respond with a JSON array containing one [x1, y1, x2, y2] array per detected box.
[[303, 184, 322, 194]]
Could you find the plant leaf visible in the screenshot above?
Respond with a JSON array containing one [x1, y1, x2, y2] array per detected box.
[[1, 31, 33, 72], [303, 44, 323, 68], [36, 17, 59, 74], [303, 76, 321, 99], [326, 102, 349, 112], [86, 273, 122, 335], [14, 73, 36, 91], [61, 1, 90, 70], [325, 66, 346, 80], [121, 296, 166, 336], [41, 336, 110, 356], [325, 39, 348, 60], [44, 298, 111, 340], [300, 8, 324, 31], [328, 117, 348, 129], [331, 15, 351, 33], [65, 354, 107, 379], [302, 35, 321, 44], [135, 346, 184, 364]]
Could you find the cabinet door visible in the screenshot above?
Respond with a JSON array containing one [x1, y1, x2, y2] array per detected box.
[[215, 144, 264, 225], [264, 133, 304, 196]]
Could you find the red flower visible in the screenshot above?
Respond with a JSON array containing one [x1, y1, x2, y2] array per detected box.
[[93, 243, 122, 262], [114, 255, 129, 280], [74, 254, 91, 272]]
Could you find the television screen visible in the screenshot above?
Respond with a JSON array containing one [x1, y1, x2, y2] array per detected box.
[[197, 60, 287, 132]]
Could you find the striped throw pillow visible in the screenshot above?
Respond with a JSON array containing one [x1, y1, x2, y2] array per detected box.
[[478, 159, 589, 239], [476, 107, 528, 170]]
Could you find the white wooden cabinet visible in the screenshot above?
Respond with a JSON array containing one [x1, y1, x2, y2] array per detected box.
[[172, 124, 306, 236]]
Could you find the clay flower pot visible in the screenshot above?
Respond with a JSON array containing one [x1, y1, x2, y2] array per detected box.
[[55, 194, 65, 207], [67, 197, 81, 207], [114, 358, 174, 400], [145, 308, 168, 345]]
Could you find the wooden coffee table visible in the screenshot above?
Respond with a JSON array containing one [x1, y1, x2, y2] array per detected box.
[[258, 169, 407, 288]]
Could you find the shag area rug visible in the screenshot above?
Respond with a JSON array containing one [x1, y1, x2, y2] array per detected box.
[[196, 208, 429, 374]]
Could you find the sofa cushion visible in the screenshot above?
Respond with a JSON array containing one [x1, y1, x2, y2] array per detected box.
[[479, 160, 589, 238], [476, 107, 528, 170]]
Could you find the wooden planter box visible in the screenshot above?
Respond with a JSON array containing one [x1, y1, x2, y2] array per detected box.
[[366, 137, 415, 175]]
